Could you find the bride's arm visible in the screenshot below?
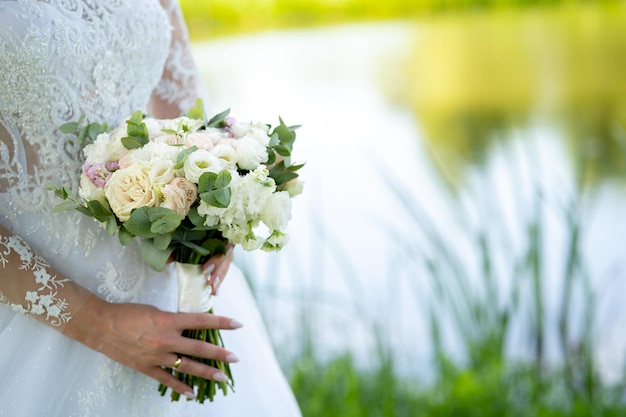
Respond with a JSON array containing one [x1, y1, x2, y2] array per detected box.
[[148, 0, 204, 119], [0, 222, 240, 399]]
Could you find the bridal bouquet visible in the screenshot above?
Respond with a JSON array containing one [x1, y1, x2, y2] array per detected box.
[[50, 100, 303, 403]]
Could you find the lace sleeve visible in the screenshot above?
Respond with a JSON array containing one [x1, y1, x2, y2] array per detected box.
[[149, 0, 205, 118], [0, 222, 90, 330]]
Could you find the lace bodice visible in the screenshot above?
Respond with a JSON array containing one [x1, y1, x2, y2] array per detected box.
[[0, 0, 203, 326]]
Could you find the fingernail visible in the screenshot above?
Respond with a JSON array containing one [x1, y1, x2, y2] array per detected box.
[[225, 353, 239, 363], [184, 391, 196, 400], [213, 372, 228, 382], [226, 245, 234, 257], [230, 319, 243, 329], [213, 275, 221, 295], [203, 263, 215, 276]]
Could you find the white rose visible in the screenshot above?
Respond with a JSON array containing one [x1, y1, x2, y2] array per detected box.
[[260, 191, 292, 230], [150, 159, 176, 185], [128, 142, 177, 166], [236, 135, 269, 170], [183, 149, 225, 183], [105, 165, 158, 222], [161, 177, 198, 217], [212, 143, 238, 169]]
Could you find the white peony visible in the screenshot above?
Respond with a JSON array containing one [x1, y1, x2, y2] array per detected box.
[[105, 165, 158, 222], [183, 149, 225, 183], [260, 191, 292, 230]]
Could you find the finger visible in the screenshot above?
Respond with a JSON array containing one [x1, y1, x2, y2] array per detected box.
[[173, 312, 243, 331], [175, 338, 239, 365], [207, 245, 234, 295], [172, 355, 236, 382], [149, 366, 196, 400]]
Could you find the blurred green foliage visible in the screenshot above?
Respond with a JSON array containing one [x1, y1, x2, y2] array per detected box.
[[399, 2, 626, 189], [179, 0, 622, 39]]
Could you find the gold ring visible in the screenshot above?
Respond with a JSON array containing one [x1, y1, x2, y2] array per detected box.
[[172, 356, 182, 369]]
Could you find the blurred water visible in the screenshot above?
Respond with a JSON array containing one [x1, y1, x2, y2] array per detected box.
[[192, 20, 626, 383]]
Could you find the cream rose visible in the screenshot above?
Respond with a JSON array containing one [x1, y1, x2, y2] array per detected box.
[[161, 177, 198, 217], [105, 165, 157, 221]]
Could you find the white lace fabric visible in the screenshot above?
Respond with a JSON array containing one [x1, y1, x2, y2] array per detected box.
[[0, 0, 201, 326]]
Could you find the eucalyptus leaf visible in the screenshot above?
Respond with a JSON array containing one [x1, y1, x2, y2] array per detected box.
[[153, 232, 173, 251], [105, 216, 118, 236], [214, 188, 231, 208], [149, 209, 182, 235], [118, 226, 134, 246], [124, 207, 156, 238], [198, 172, 218, 194], [59, 122, 79, 134], [52, 200, 80, 213], [121, 136, 145, 149], [215, 170, 232, 188], [141, 238, 173, 272], [174, 145, 198, 169], [207, 108, 230, 128]]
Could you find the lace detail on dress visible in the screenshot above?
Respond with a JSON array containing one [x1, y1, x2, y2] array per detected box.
[[0, 234, 71, 326], [0, 0, 180, 306]]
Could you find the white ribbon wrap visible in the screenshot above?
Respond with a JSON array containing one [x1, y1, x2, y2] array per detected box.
[[175, 263, 213, 313]]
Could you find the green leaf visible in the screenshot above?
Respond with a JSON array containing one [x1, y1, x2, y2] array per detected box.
[[87, 200, 112, 222], [105, 215, 118, 236], [215, 170, 232, 188], [52, 200, 80, 213], [274, 145, 291, 157], [121, 137, 144, 149], [214, 188, 231, 208], [160, 128, 178, 135], [153, 233, 173, 251], [59, 122, 79, 134], [207, 108, 231, 128], [180, 240, 212, 256], [141, 239, 173, 272], [186, 98, 206, 121], [122, 110, 149, 149], [270, 171, 299, 187], [187, 206, 210, 229], [173, 145, 198, 169], [118, 226, 135, 246], [198, 172, 218, 194], [124, 207, 156, 238], [148, 208, 182, 235]]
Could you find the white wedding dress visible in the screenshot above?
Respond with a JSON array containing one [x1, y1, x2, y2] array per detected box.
[[0, 1, 301, 416]]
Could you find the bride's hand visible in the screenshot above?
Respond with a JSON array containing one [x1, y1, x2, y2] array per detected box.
[[63, 294, 242, 399], [201, 243, 234, 296]]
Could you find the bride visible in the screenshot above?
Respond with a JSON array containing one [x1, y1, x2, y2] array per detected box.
[[0, 0, 302, 416]]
